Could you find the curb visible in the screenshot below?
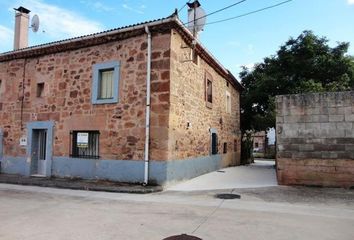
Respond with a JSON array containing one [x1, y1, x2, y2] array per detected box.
[[0, 174, 163, 194]]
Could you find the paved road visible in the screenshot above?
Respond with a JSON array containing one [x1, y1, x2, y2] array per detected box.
[[0, 183, 353, 240], [167, 160, 277, 191]]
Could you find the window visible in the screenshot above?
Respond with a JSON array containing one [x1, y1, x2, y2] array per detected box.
[[191, 49, 198, 65], [255, 142, 259, 148], [223, 142, 227, 154], [98, 69, 114, 99], [205, 72, 213, 108], [234, 139, 238, 152], [226, 81, 229, 87], [70, 131, 100, 159], [206, 79, 212, 103], [211, 133, 218, 155], [36, 82, 44, 97], [210, 130, 218, 155], [226, 91, 231, 113], [92, 61, 120, 104]]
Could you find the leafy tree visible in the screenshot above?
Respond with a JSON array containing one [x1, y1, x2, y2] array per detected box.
[[240, 30, 354, 132]]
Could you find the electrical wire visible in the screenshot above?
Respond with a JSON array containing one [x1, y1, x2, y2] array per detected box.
[[183, 0, 247, 25], [190, 0, 293, 27], [178, 0, 193, 14]]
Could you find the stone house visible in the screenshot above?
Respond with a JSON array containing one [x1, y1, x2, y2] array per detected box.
[[0, 11, 242, 185], [252, 131, 267, 153]]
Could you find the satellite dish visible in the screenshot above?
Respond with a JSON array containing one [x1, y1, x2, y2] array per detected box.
[[31, 14, 40, 33], [188, 7, 206, 34]]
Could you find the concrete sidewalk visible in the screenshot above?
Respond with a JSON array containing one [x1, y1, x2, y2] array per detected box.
[[167, 160, 277, 191]]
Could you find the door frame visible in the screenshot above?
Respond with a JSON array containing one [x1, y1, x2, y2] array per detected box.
[[26, 121, 54, 177], [209, 128, 218, 155]]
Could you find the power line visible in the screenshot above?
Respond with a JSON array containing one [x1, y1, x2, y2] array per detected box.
[[191, 0, 293, 27], [178, 0, 193, 14], [184, 0, 247, 25]]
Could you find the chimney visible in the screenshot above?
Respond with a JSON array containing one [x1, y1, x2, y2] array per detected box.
[[13, 6, 31, 50]]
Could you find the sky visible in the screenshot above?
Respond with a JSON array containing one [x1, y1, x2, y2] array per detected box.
[[0, 0, 353, 77]]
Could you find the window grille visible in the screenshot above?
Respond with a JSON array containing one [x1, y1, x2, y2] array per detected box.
[[70, 131, 100, 159]]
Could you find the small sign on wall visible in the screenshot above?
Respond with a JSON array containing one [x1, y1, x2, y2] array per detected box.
[[20, 136, 27, 146], [77, 132, 89, 148]]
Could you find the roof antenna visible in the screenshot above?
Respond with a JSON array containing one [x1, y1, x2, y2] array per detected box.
[[187, 0, 206, 38], [30, 14, 40, 32]]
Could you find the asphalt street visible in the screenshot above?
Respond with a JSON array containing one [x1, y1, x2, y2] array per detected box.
[[1, 161, 353, 240], [0, 183, 353, 240]]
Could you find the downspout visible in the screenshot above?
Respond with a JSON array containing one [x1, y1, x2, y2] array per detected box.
[[143, 26, 151, 186], [20, 58, 27, 130]]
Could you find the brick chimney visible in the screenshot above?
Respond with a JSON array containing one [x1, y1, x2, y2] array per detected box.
[[13, 6, 30, 50]]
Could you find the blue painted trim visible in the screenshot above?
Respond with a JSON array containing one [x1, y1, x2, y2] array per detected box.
[[161, 155, 222, 184], [52, 155, 223, 185], [92, 61, 120, 104], [26, 121, 54, 177], [52, 157, 144, 183], [0, 156, 27, 175], [1, 154, 225, 185], [209, 128, 217, 134]]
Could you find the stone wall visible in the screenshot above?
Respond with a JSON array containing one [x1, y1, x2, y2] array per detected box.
[[168, 29, 241, 166], [0, 32, 170, 161], [276, 91, 354, 188]]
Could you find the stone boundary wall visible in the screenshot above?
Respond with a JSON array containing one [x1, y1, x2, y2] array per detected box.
[[276, 91, 354, 188]]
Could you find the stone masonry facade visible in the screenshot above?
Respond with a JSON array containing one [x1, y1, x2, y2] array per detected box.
[[0, 16, 241, 184], [168, 29, 241, 165], [0, 33, 170, 161], [276, 91, 354, 188]]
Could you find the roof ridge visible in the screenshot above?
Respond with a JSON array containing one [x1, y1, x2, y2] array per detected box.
[[0, 13, 177, 56]]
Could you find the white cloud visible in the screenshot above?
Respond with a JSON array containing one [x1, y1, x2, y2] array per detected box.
[[92, 1, 114, 11], [16, 0, 104, 39], [0, 25, 13, 52], [122, 4, 144, 14], [80, 1, 115, 12], [348, 0, 354, 5]]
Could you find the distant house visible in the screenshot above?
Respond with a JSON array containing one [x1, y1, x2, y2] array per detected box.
[[252, 131, 267, 153], [0, 8, 242, 185]]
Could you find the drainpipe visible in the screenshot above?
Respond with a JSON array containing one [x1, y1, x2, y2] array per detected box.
[[143, 26, 151, 186]]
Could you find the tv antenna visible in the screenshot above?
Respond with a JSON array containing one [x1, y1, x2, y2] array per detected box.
[[30, 14, 40, 32], [187, 0, 206, 37]]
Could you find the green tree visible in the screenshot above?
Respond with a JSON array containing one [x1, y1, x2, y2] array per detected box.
[[240, 30, 354, 132]]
